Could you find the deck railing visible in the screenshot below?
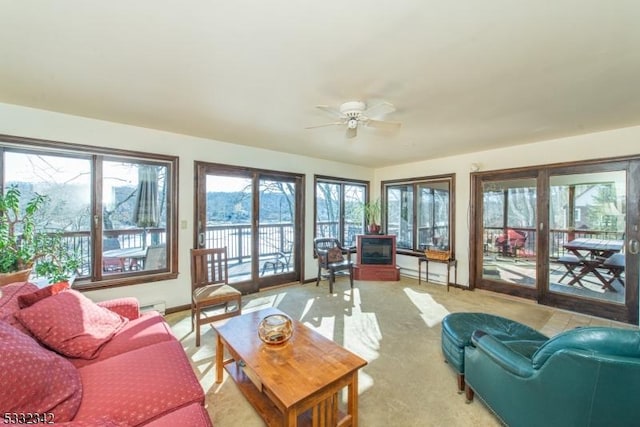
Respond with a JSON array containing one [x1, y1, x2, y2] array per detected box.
[[483, 227, 624, 259], [50, 223, 624, 278], [49, 227, 166, 277], [203, 222, 294, 264], [55, 223, 295, 276]]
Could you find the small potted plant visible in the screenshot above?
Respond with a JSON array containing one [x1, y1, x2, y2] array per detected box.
[[0, 185, 80, 285], [364, 198, 382, 234]]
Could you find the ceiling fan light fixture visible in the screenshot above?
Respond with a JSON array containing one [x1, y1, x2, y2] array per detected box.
[[307, 100, 400, 136]]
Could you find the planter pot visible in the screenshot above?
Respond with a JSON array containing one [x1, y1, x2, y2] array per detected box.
[[367, 224, 381, 235], [0, 269, 32, 286]]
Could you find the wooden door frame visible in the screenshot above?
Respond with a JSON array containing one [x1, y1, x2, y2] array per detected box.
[[470, 155, 639, 325], [194, 162, 304, 294]]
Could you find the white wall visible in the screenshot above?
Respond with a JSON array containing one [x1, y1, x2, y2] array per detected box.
[[376, 125, 640, 286], [0, 103, 373, 308]]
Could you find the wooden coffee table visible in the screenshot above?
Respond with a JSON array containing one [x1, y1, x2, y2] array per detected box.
[[213, 307, 368, 427]]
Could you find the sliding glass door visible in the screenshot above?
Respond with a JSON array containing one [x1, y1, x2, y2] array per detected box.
[[547, 170, 626, 304], [480, 177, 538, 294], [195, 163, 303, 293], [472, 159, 639, 324]]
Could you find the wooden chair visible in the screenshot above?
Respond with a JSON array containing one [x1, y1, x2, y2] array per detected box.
[[191, 248, 242, 347], [313, 237, 354, 294]]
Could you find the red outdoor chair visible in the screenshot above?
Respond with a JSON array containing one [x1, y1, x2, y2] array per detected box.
[[495, 229, 527, 258]]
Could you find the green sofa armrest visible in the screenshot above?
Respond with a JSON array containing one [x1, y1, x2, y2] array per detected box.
[[471, 330, 536, 377]]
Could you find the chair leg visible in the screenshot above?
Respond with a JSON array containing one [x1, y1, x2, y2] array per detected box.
[[195, 306, 201, 347], [191, 302, 195, 332], [316, 265, 321, 286], [349, 266, 354, 288], [329, 269, 335, 294], [457, 374, 465, 393], [465, 384, 474, 403]]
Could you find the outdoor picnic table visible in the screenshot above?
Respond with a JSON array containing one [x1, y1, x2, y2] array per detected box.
[[562, 238, 624, 291]]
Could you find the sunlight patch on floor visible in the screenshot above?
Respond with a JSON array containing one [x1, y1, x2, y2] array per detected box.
[[344, 311, 381, 362], [341, 288, 381, 363], [243, 294, 281, 311], [304, 315, 336, 340], [403, 287, 450, 327]]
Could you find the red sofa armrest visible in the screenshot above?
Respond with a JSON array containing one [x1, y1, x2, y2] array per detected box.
[[97, 297, 140, 320]]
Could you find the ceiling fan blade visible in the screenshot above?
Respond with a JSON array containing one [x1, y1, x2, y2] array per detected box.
[[315, 105, 344, 118], [363, 101, 396, 118], [305, 121, 344, 129], [365, 118, 401, 129], [346, 126, 357, 139]]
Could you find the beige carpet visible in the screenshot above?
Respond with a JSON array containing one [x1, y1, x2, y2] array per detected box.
[[166, 277, 628, 427]]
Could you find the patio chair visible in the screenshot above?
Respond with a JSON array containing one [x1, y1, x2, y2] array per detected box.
[[143, 244, 166, 270], [190, 247, 242, 347], [495, 229, 527, 258], [260, 250, 291, 276], [313, 237, 354, 294], [103, 238, 124, 272]]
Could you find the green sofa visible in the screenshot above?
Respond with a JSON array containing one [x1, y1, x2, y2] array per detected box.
[[464, 326, 640, 427]]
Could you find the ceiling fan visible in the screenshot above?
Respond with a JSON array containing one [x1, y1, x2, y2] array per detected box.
[[306, 101, 401, 138]]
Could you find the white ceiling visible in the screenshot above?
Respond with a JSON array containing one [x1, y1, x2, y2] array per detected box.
[[1, 1, 640, 168]]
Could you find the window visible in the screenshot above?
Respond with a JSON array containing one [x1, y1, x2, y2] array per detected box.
[[383, 174, 455, 255], [0, 135, 178, 289], [314, 176, 368, 247]]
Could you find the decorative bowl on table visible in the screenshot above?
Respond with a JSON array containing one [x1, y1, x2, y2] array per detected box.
[[258, 313, 293, 345]]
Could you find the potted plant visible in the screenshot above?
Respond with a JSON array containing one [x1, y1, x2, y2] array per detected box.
[[364, 198, 382, 234], [0, 185, 80, 285]]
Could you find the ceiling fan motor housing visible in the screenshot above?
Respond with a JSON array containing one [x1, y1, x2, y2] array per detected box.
[[339, 101, 366, 115]]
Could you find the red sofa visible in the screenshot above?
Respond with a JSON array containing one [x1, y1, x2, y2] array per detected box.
[[0, 281, 212, 427]]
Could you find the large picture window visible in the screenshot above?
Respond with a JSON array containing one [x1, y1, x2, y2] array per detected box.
[[383, 174, 455, 256], [314, 176, 368, 247], [0, 135, 178, 289]]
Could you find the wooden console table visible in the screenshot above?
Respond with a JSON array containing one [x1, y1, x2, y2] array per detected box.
[[213, 307, 367, 427], [418, 256, 457, 292]]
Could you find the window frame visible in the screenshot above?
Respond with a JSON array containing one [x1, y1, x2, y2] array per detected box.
[[313, 175, 369, 248], [382, 173, 455, 258], [0, 134, 178, 290]]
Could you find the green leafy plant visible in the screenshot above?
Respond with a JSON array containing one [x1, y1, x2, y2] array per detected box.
[[364, 198, 381, 232], [0, 185, 80, 283]]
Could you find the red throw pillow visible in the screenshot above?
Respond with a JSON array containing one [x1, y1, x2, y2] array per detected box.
[[0, 320, 82, 421], [0, 281, 40, 336], [15, 289, 128, 359], [18, 281, 70, 308]]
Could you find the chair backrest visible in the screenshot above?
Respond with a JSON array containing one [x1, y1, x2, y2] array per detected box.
[[191, 247, 228, 291], [314, 238, 344, 267], [103, 237, 121, 251], [532, 326, 640, 369], [144, 245, 166, 270]]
